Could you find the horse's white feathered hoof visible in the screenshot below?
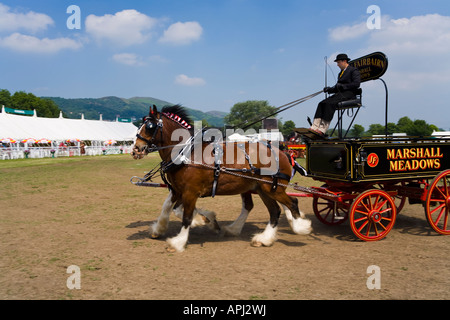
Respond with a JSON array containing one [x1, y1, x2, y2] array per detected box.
[[251, 225, 278, 247], [291, 216, 312, 235], [165, 226, 189, 253], [149, 221, 166, 239], [250, 240, 263, 247]]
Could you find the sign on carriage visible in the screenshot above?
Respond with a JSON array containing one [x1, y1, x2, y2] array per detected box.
[[349, 51, 388, 82], [362, 144, 448, 176]]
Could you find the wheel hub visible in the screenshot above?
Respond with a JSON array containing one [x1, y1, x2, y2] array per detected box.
[[369, 211, 382, 223]]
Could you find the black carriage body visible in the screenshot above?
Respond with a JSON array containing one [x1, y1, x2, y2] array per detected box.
[[307, 137, 450, 183]]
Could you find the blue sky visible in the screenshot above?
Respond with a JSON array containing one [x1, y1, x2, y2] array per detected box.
[[1, 0, 449, 130]]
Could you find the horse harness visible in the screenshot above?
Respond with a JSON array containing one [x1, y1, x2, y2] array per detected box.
[[137, 116, 290, 197]]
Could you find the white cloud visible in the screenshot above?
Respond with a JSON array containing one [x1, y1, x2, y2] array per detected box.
[[85, 9, 157, 46], [0, 3, 54, 33], [328, 14, 450, 129], [328, 14, 450, 88], [175, 74, 206, 86], [159, 21, 203, 45], [368, 14, 450, 55], [112, 53, 146, 66], [329, 14, 450, 56], [328, 21, 370, 42], [0, 32, 82, 53]]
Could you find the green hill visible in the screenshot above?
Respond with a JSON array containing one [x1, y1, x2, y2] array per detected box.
[[44, 96, 227, 127]]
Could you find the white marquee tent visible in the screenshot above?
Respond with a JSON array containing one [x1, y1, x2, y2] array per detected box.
[[0, 106, 138, 159], [0, 106, 137, 141]]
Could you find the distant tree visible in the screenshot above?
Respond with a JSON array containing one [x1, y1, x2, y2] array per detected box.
[[225, 100, 277, 131], [1, 89, 61, 117], [407, 119, 434, 136], [349, 124, 365, 137], [364, 117, 437, 137], [201, 119, 210, 127], [397, 116, 413, 133], [386, 122, 398, 135], [281, 120, 296, 137], [0, 89, 11, 106], [367, 123, 385, 135]]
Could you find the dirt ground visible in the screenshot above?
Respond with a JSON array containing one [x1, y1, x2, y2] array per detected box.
[[0, 154, 448, 301]]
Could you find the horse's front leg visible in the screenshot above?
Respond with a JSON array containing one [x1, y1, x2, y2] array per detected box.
[[166, 193, 198, 253]]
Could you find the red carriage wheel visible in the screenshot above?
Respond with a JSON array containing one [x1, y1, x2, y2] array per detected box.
[[349, 189, 397, 241], [313, 196, 350, 225], [424, 169, 450, 235]]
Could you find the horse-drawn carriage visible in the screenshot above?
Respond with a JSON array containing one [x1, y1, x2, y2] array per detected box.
[[294, 51, 450, 241], [298, 136, 450, 241], [131, 52, 449, 251]]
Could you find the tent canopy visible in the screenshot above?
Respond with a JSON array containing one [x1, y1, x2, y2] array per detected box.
[[0, 108, 138, 141]]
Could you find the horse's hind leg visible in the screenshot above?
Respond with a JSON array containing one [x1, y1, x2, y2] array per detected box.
[[149, 190, 177, 238], [223, 192, 254, 236], [173, 202, 220, 233], [251, 191, 281, 247]]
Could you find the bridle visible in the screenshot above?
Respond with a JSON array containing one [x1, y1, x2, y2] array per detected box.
[[136, 115, 164, 153]]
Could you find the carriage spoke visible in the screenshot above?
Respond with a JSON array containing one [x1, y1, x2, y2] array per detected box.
[[357, 220, 369, 233], [440, 177, 448, 198], [430, 203, 446, 215], [379, 207, 393, 216], [372, 222, 379, 236], [425, 170, 450, 235], [432, 207, 445, 226], [361, 200, 371, 213], [435, 186, 447, 200], [375, 198, 388, 212], [355, 208, 369, 216], [444, 210, 449, 231], [376, 221, 387, 231]]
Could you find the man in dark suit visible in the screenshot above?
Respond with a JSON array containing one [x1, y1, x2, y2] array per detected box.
[[310, 53, 361, 137]]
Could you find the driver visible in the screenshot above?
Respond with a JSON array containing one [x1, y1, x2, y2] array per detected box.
[[310, 53, 361, 137]]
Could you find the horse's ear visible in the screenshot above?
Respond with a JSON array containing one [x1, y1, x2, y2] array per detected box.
[[150, 104, 158, 116]]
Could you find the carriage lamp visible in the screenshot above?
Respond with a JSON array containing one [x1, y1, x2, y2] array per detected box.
[[359, 150, 367, 163]]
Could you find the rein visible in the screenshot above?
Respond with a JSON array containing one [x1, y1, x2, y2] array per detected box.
[[234, 90, 323, 130]]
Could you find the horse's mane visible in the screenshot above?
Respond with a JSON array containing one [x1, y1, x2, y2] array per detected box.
[[161, 104, 193, 126]]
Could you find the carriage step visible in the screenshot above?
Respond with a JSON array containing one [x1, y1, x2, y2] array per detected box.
[[295, 127, 327, 140]]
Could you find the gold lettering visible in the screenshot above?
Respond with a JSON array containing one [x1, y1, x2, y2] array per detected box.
[[416, 148, 423, 158], [387, 149, 395, 160], [435, 159, 441, 169], [404, 160, 411, 170], [403, 149, 410, 159], [389, 161, 398, 171]]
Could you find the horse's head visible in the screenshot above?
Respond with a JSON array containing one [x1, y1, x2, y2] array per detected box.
[[132, 105, 162, 159]]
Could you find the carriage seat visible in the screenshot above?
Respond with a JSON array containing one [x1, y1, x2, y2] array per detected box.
[[336, 88, 362, 110]]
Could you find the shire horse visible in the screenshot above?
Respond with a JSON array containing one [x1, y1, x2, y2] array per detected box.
[[132, 105, 311, 252]]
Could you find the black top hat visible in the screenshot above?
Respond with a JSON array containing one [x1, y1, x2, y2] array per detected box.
[[334, 53, 350, 62]]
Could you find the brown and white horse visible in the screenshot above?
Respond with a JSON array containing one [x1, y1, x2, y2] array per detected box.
[[132, 105, 311, 252]]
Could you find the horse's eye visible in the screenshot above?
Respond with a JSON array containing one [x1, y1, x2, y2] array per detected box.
[[146, 122, 154, 130]]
